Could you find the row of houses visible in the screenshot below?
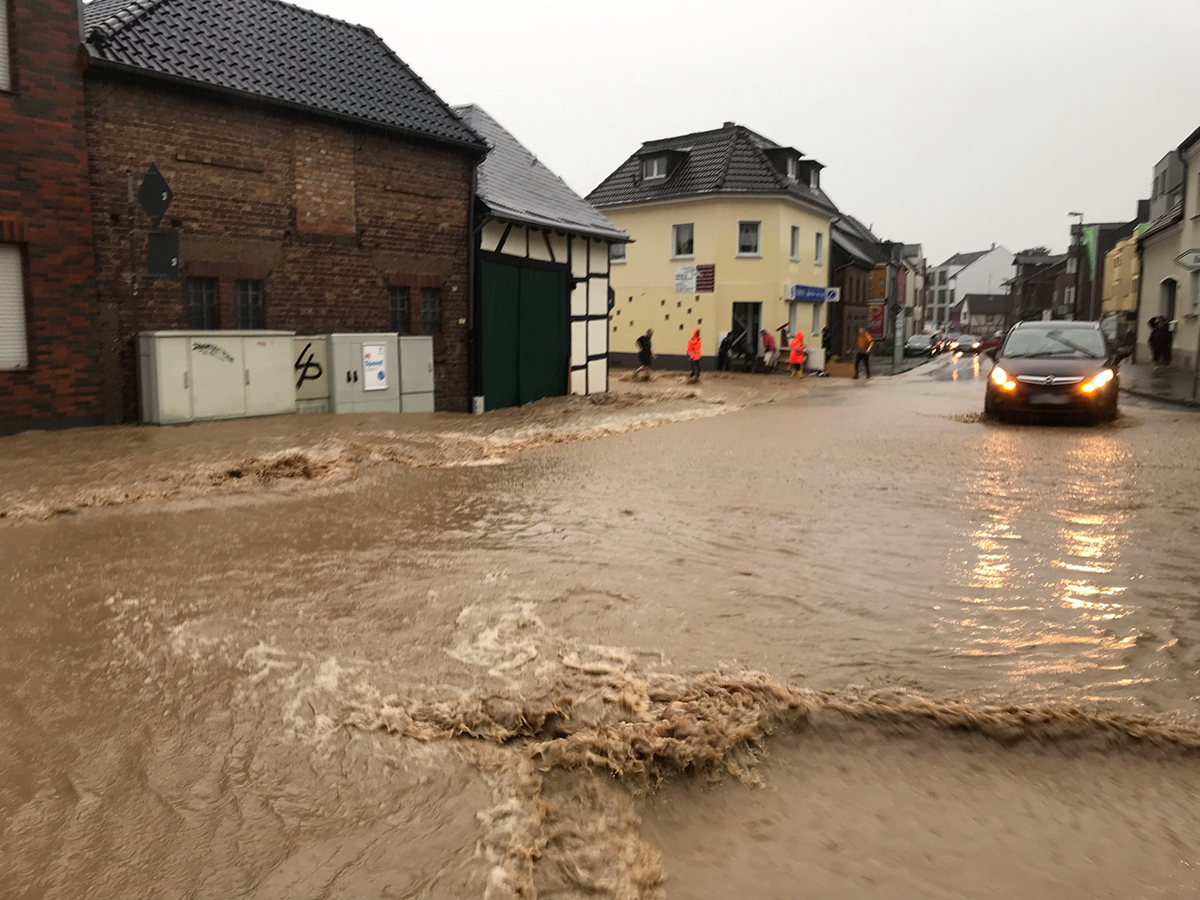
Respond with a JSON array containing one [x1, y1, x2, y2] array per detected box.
[[0, 0, 628, 432], [0, 0, 936, 433]]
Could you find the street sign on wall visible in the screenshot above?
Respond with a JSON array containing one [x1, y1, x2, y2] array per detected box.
[[1175, 250, 1200, 270], [138, 164, 174, 226], [787, 284, 839, 303]]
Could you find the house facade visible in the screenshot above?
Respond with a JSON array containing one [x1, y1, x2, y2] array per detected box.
[[1136, 126, 1200, 369], [82, 0, 486, 419], [454, 105, 626, 409], [0, 0, 100, 433], [926, 246, 1015, 329], [829, 216, 881, 356], [588, 123, 837, 369]]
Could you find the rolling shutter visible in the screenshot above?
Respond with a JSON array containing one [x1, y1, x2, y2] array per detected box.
[[0, 3, 10, 92], [0, 245, 29, 369]]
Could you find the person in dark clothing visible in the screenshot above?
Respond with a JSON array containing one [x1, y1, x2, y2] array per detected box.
[[717, 330, 736, 372], [1149, 317, 1172, 366], [634, 328, 654, 379], [821, 326, 832, 357]]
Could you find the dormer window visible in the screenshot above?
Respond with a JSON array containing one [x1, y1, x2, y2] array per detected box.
[[809, 168, 819, 190], [786, 157, 799, 182], [642, 156, 668, 182]]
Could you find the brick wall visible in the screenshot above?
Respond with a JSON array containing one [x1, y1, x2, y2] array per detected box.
[[0, 0, 101, 433], [85, 74, 475, 418]]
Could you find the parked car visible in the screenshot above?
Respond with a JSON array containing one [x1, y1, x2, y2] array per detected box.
[[984, 321, 1130, 423], [904, 334, 937, 357]]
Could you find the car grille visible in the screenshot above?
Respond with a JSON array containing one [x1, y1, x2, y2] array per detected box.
[[1016, 375, 1083, 386]]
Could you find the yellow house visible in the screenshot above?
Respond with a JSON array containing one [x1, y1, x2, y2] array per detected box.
[[587, 123, 837, 369], [1101, 231, 1142, 317]]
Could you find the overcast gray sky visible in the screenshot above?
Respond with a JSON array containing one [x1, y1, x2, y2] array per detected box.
[[298, 0, 1198, 265]]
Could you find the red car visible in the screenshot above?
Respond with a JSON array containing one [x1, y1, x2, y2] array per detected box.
[[977, 331, 1006, 354]]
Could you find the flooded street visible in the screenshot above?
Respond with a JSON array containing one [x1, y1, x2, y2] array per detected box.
[[4, 357, 1200, 898]]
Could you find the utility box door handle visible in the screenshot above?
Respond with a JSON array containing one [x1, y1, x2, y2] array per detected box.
[[244, 370, 250, 385], [184, 371, 189, 390]]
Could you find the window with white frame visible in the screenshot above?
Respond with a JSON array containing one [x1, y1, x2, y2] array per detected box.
[[814, 232, 824, 265], [609, 243, 626, 265], [642, 156, 668, 182], [737, 221, 761, 256], [809, 168, 819, 189], [672, 223, 694, 258], [786, 157, 798, 182], [790, 226, 800, 261], [0, 1, 10, 93], [0, 244, 28, 369]]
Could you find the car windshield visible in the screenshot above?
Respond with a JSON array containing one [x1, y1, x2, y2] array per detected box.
[[908, 336, 930, 346], [960, 336, 979, 344], [1003, 327, 1106, 359]]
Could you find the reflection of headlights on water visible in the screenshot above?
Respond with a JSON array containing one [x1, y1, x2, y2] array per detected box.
[[1081, 369, 1114, 393], [990, 366, 1016, 391]]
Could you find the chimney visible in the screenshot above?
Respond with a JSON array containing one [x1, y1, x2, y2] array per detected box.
[[991, 242, 996, 250], [723, 121, 736, 129]]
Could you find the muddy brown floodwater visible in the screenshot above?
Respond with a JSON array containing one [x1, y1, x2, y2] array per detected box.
[[3, 358, 1200, 899]]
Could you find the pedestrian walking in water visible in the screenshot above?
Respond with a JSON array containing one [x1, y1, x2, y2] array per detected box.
[[717, 329, 735, 372], [686, 328, 702, 382], [760, 329, 778, 372], [854, 327, 873, 379], [789, 330, 806, 377], [634, 328, 654, 379]]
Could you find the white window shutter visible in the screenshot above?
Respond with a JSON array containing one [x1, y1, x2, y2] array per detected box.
[[0, 3, 10, 93], [0, 245, 29, 369]]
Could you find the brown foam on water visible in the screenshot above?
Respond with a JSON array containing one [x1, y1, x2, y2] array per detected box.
[[347, 668, 1200, 899]]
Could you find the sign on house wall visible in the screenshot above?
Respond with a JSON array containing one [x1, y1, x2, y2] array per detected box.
[[675, 264, 715, 293], [788, 284, 841, 303], [362, 343, 388, 391], [867, 302, 886, 340]]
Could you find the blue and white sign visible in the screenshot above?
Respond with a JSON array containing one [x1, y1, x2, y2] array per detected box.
[[362, 343, 389, 391], [788, 284, 840, 303]]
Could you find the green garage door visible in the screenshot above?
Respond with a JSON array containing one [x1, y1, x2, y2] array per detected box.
[[481, 259, 569, 410]]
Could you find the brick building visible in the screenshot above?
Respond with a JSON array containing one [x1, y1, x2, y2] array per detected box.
[[0, 0, 101, 433], [82, 0, 486, 419]]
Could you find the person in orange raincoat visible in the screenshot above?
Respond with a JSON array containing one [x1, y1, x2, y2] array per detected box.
[[686, 328, 702, 382], [789, 330, 806, 377]]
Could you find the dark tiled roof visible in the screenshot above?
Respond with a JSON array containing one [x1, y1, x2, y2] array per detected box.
[[832, 217, 883, 267], [962, 294, 1008, 315], [587, 124, 837, 214], [941, 249, 991, 268], [82, 0, 485, 151], [454, 105, 626, 242]]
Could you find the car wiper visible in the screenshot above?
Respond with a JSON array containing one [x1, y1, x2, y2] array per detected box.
[[1043, 331, 1102, 358]]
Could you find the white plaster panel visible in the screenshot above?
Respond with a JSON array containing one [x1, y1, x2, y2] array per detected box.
[[590, 240, 609, 275], [549, 233, 569, 263], [571, 320, 587, 366], [571, 283, 587, 318], [570, 368, 588, 396], [571, 237, 589, 278], [588, 276, 609, 316], [587, 358, 607, 394], [480, 220, 506, 253], [588, 318, 607, 356], [528, 228, 552, 261]]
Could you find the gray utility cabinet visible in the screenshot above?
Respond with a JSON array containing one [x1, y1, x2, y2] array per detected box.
[[329, 333, 401, 413], [328, 333, 436, 414], [138, 330, 296, 425], [399, 335, 435, 412]]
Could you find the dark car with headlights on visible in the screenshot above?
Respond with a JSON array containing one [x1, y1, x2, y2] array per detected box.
[[904, 334, 937, 357], [984, 321, 1129, 422], [949, 334, 983, 354]]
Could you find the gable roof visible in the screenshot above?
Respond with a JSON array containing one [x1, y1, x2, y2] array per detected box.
[[961, 294, 1008, 315], [454, 105, 626, 243], [831, 215, 884, 267], [587, 123, 837, 214], [82, 0, 485, 152], [941, 249, 991, 268]]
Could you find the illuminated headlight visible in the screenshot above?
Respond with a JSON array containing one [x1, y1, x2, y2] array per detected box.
[[990, 365, 1017, 391], [1081, 369, 1114, 393], [971, 341, 981, 349], [949, 341, 959, 349]]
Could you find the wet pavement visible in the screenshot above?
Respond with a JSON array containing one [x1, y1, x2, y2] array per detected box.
[[3, 356, 1200, 898]]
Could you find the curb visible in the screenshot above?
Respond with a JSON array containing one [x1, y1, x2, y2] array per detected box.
[[1120, 387, 1200, 410]]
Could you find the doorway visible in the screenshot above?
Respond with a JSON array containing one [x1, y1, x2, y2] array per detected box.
[[1160, 279, 1177, 321], [730, 302, 761, 361]]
